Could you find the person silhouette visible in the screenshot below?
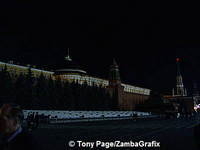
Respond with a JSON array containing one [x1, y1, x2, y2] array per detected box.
[[0, 103, 42, 150]]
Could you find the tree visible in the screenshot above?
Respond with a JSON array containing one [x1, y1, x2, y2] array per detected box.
[[23, 67, 35, 109], [14, 73, 26, 107], [0, 65, 14, 104], [53, 77, 64, 109], [0, 65, 120, 111], [46, 76, 56, 109], [34, 73, 49, 109]]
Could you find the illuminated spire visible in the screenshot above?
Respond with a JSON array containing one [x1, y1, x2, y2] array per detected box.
[[176, 58, 181, 76], [109, 58, 121, 84], [174, 58, 187, 96], [113, 58, 118, 66], [65, 48, 72, 61]]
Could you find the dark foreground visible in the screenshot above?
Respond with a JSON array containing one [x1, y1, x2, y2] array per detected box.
[[32, 116, 200, 150]]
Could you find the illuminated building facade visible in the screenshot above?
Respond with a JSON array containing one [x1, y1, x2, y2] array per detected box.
[[0, 51, 151, 110]]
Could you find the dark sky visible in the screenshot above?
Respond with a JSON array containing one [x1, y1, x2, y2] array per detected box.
[[1, 2, 200, 94]]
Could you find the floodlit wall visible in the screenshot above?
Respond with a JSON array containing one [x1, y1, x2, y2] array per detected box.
[[61, 74, 151, 95], [121, 83, 150, 95], [0, 61, 53, 78], [61, 74, 109, 87], [0, 61, 151, 96]]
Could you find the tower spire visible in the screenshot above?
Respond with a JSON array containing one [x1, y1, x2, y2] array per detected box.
[[176, 58, 181, 76], [65, 48, 72, 61], [113, 58, 117, 66], [174, 58, 187, 96], [109, 58, 121, 86]]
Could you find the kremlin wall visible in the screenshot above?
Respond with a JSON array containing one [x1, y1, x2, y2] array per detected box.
[[0, 53, 151, 111]]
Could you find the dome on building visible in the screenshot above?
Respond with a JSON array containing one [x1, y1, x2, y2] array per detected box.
[[54, 49, 87, 75]]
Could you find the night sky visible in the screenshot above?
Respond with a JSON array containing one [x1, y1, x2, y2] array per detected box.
[[1, 2, 200, 94]]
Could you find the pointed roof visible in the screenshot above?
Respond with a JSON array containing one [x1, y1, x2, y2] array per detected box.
[[109, 58, 121, 81], [176, 58, 181, 76], [113, 58, 118, 66]]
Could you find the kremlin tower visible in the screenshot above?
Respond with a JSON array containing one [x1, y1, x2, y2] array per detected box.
[[172, 58, 187, 96], [163, 58, 194, 116], [108, 59, 124, 110]]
